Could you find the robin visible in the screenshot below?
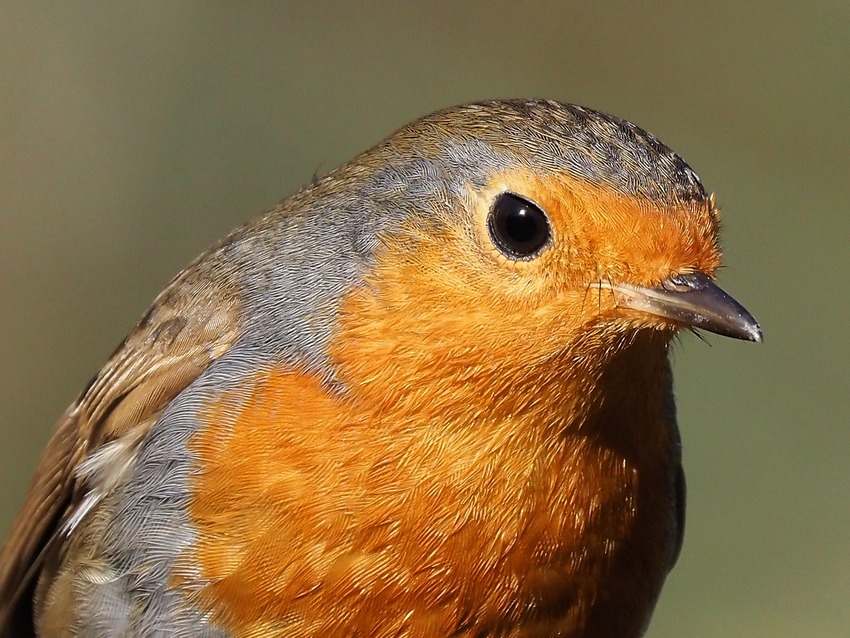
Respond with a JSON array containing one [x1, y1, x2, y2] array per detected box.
[[0, 99, 761, 637]]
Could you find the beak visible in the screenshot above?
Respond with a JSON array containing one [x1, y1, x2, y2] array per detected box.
[[600, 273, 763, 342]]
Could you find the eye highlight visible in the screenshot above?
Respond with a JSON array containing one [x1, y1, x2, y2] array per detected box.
[[487, 193, 551, 260]]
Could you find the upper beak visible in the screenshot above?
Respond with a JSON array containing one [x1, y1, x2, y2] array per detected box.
[[600, 273, 763, 342]]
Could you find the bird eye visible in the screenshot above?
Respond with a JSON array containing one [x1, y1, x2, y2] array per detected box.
[[487, 193, 551, 259]]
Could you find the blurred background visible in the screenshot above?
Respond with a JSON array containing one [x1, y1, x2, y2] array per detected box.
[[1, 2, 847, 636]]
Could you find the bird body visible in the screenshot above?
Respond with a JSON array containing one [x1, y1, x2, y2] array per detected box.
[[0, 100, 760, 637]]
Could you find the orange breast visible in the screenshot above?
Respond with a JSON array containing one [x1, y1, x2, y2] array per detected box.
[[186, 354, 675, 636]]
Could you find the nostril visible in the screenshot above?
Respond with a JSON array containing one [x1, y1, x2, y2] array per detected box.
[[660, 275, 694, 293], [663, 273, 711, 293]]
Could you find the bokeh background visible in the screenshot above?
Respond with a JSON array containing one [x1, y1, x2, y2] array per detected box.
[[1, 3, 847, 636]]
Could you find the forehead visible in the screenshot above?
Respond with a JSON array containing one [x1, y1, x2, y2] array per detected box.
[[388, 100, 708, 207]]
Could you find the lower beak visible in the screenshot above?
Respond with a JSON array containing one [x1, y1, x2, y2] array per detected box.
[[599, 273, 763, 342]]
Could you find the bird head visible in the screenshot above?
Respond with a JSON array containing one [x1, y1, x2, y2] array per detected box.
[[329, 101, 760, 405]]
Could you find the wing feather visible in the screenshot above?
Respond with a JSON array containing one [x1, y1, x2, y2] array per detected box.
[[0, 265, 242, 635]]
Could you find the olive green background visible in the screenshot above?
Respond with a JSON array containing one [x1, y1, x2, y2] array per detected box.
[[1, 3, 847, 636]]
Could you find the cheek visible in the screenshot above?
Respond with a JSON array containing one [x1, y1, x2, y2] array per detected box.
[[330, 237, 588, 396]]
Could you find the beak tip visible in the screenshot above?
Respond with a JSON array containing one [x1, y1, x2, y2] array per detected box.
[[712, 308, 762, 343], [742, 322, 763, 343]]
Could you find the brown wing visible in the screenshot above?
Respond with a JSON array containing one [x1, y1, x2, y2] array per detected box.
[[0, 264, 242, 635]]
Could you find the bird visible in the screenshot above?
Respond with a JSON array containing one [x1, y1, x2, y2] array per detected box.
[[0, 99, 761, 638]]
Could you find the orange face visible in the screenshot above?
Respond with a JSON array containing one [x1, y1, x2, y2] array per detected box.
[[331, 169, 721, 414]]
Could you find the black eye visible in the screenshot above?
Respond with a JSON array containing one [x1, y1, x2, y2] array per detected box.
[[487, 193, 551, 259]]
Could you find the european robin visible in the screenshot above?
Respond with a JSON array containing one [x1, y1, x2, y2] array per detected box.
[[0, 99, 761, 637]]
